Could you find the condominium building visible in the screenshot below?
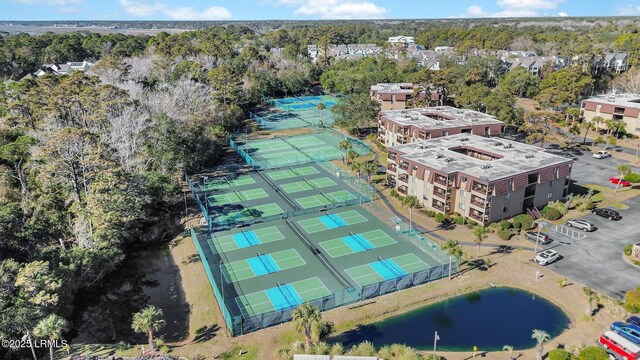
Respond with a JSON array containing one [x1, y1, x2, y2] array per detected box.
[[370, 83, 425, 111], [387, 134, 573, 224], [378, 106, 504, 147], [581, 93, 640, 136]]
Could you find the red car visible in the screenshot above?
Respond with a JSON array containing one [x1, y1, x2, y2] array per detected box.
[[609, 177, 632, 187]]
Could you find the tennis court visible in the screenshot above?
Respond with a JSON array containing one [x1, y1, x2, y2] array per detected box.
[[296, 209, 368, 233], [230, 128, 370, 170], [222, 249, 307, 282], [207, 188, 269, 206], [250, 95, 339, 130], [208, 226, 286, 253], [199, 174, 256, 192], [345, 254, 430, 287], [280, 177, 337, 194], [295, 190, 357, 209], [318, 229, 398, 258]]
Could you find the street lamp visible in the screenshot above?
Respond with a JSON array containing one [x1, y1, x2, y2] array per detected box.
[[433, 331, 440, 359], [533, 220, 547, 255]]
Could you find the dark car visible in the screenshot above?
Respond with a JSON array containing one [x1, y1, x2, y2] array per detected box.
[[592, 208, 622, 220], [628, 316, 640, 326]]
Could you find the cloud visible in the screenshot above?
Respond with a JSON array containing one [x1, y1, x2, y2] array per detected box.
[[269, 0, 387, 19], [617, 4, 640, 15], [556, 11, 568, 17], [11, 0, 82, 5], [119, 0, 232, 20], [455, 0, 565, 18]]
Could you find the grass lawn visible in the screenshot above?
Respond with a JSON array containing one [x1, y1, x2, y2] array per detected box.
[[584, 183, 640, 208]]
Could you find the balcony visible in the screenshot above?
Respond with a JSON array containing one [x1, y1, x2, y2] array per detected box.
[[469, 212, 486, 223], [434, 176, 448, 186], [398, 174, 409, 183], [387, 174, 396, 186], [399, 162, 409, 171], [389, 153, 397, 161], [470, 197, 485, 208], [432, 190, 447, 200], [472, 182, 488, 194], [398, 186, 408, 195], [387, 163, 397, 172], [396, 136, 407, 144], [524, 184, 536, 198]]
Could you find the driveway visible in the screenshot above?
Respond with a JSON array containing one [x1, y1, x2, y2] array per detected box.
[[537, 196, 640, 299]]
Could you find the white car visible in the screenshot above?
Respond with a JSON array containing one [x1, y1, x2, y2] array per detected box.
[[534, 249, 560, 266], [593, 151, 611, 159]]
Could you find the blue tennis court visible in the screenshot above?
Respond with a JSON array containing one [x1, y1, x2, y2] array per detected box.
[[343, 233, 374, 252], [371, 259, 408, 280], [232, 230, 261, 248], [319, 213, 347, 228], [265, 284, 304, 311], [247, 254, 280, 276]]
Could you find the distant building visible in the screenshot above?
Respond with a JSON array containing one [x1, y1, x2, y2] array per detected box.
[[386, 134, 573, 224], [307, 44, 381, 63], [26, 60, 95, 79], [370, 83, 424, 111], [581, 93, 640, 136], [378, 106, 504, 147], [388, 36, 415, 48], [595, 53, 629, 74]]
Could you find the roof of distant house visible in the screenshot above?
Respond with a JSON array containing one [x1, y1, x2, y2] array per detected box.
[[583, 93, 640, 108], [381, 106, 504, 129]]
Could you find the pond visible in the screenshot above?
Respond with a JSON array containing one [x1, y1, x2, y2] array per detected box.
[[336, 287, 570, 352]]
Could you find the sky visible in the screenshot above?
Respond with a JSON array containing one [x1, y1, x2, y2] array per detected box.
[[0, 0, 638, 21]]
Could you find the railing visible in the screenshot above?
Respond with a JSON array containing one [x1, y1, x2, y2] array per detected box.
[[387, 164, 397, 172], [398, 186, 408, 195], [389, 153, 397, 161], [433, 191, 448, 200], [434, 177, 448, 186], [469, 212, 485, 222], [398, 175, 408, 183], [472, 184, 487, 194], [399, 163, 409, 171]]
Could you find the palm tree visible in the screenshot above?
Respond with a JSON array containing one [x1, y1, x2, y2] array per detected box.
[[33, 314, 69, 360], [317, 102, 326, 121], [472, 226, 489, 258], [401, 195, 420, 235], [615, 164, 631, 192], [502, 345, 514, 360], [441, 239, 463, 279], [581, 121, 595, 144], [362, 161, 378, 185], [132, 305, 166, 352], [292, 303, 321, 350], [531, 329, 550, 360], [350, 161, 362, 179], [338, 139, 353, 164], [346, 149, 358, 165], [583, 287, 599, 316]]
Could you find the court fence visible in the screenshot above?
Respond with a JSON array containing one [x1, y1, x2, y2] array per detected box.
[[189, 221, 453, 336]]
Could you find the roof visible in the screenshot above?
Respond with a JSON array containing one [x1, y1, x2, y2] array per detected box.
[[583, 93, 640, 109], [390, 134, 572, 182], [371, 83, 415, 94], [381, 106, 504, 130]]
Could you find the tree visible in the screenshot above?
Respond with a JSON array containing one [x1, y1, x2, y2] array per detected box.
[[331, 94, 380, 135], [338, 139, 353, 164], [317, 103, 326, 121], [292, 303, 321, 350], [583, 287, 599, 316], [531, 329, 550, 360], [441, 239, 463, 279], [132, 305, 166, 352], [361, 161, 378, 185], [624, 285, 640, 313], [499, 67, 540, 98], [401, 195, 420, 236], [346, 150, 359, 165], [33, 314, 68, 360], [581, 120, 595, 144], [535, 67, 594, 109], [207, 63, 244, 128], [472, 226, 489, 258], [615, 164, 631, 192], [350, 161, 362, 179]]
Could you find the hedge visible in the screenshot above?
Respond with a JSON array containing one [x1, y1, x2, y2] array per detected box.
[[577, 346, 608, 360], [512, 214, 534, 230], [542, 206, 562, 221], [499, 220, 512, 230], [624, 172, 640, 183], [548, 349, 577, 360], [497, 228, 513, 241]]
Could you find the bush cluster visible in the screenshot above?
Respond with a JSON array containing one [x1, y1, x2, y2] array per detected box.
[[542, 206, 562, 220], [548, 349, 577, 360], [512, 214, 534, 230], [497, 228, 513, 240], [624, 172, 640, 183]]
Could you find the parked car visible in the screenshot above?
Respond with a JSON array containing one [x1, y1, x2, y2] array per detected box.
[[566, 219, 597, 232], [593, 151, 612, 159], [592, 208, 622, 220], [604, 145, 624, 152], [611, 321, 640, 345], [525, 231, 552, 244], [610, 177, 632, 187], [629, 316, 640, 326], [534, 249, 560, 266]]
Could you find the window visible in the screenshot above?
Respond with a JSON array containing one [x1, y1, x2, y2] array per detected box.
[[442, 130, 449, 136], [503, 206, 508, 213], [553, 167, 558, 177], [458, 203, 465, 210], [460, 189, 466, 197], [461, 176, 467, 183], [547, 192, 553, 199], [550, 180, 555, 187], [508, 179, 513, 188], [505, 192, 510, 199]]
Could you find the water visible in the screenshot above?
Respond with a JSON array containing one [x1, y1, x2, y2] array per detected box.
[[337, 287, 570, 352]]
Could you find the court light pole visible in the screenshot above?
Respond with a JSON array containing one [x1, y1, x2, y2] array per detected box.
[[433, 331, 440, 359], [533, 220, 547, 256], [219, 259, 224, 300]]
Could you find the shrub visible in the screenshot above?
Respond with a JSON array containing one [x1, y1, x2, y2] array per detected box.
[[499, 220, 512, 230], [547, 200, 568, 215], [624, 172, 640, 183], [625, 244, 634, 256], [465, 220, 477, 228], [512, 214, 534, 230], [577, 346, 608, 360], [549, 348, 577, 360], [390, 189, 398, 198], [625, 286, 640, 313], [497, 228, 513, 241], [453, 215, 465, 225], [434, 213, 449, 223], [542, 206, 562, 221]]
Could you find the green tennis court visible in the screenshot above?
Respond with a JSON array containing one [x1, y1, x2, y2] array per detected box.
[[345, 254, 429, 287], [266, 165, 320, 181], [208, 188, 269, 206], [208, 226, 286, 253], [214, 203, 284, 226], [295, 190, 358, 209], [235, 277, 332, 317], [243, 140, 291, 152], [319, 229, 398, 258], [297, 209, 369, 233], [200, 175, 256, 191], [280, 177, 337, 194], [222, 249, 307, 282]]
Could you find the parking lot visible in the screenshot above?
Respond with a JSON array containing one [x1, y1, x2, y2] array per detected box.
[[568, 151, 640, 189], [538, 193, 640, 299]]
